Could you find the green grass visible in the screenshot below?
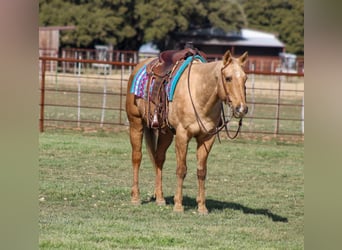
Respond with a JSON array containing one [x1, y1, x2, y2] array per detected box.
[[39, 130, 303, 249]]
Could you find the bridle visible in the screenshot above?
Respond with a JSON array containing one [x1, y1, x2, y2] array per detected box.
[[219, 61, 244, 139], [187, 56, 243, 140]]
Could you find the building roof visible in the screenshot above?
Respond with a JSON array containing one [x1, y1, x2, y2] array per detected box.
[[139, 42, 160, 53], [39, 26, 76, 31], [239, 29, 284, 47], [177, 28, 285, 48]]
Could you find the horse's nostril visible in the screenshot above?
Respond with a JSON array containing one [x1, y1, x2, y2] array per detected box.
[[235, 105, 248, 115]]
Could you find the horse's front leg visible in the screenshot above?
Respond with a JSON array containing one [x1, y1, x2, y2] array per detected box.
[[196, 135, 216, 214], [129, 119, 144, 205], [173, 129, 190, 212]]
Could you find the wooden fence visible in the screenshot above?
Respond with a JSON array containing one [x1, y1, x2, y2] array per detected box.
[[39, 56, 304, 138]]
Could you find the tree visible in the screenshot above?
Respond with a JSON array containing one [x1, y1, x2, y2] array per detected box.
[[241, 0, 304, 55], [39, 0, 303, 54], [133, 0, 247, 49], [39, 0, 136, 48], [205, 0, 247, 31]]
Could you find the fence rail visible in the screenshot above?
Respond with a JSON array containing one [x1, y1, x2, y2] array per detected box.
[[39, 56, 304, 139], [40, 47, 304, 74]]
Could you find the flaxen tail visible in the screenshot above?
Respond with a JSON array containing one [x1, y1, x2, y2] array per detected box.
[[144, 127, 159, 168]]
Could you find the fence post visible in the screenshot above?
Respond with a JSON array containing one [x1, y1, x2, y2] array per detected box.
[[249, 63, 255, 129], [50, 50, 53, 73], [275, 74, 281, 135], [129, 58, 132, 75], [74, 51, 78, 75], [100, 65, 108, 128], [121, 54, 125, 75], [77, 54, 82, 128], [134, 51, 138, 64], [301, 96, 304, 134], [40, 59, 46, 132], [119, 64, 123, 125]]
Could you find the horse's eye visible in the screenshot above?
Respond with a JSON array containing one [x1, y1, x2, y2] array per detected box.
[[225, 76, 232, 82]]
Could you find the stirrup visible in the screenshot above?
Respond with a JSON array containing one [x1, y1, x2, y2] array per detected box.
[[151, 110, 159, 128]]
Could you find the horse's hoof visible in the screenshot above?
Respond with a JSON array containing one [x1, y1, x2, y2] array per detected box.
[[173, 204, 184, 213], [131, 199, 141, 205], [156, 199, 166, 206], [198, 207, 209, 215]]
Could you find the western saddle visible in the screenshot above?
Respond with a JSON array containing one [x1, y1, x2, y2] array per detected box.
[[144, 47, 207, 130]]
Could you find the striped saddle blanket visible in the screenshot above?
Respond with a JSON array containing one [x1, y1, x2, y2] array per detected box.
[[130, 55, 206, 102]]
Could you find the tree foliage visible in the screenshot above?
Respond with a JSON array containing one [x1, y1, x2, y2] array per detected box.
[[39, 0, 304, 54], [241, 0, 303, 54], [39, 0, 136, 47]]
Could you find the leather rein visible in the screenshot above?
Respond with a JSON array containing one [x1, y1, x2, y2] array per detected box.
[[187, 56, 243, 140]]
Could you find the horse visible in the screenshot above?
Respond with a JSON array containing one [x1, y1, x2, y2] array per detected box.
[[125, 49, 248, 214]]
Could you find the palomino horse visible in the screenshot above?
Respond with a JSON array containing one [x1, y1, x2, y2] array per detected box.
[[126, 50, 248, 214]]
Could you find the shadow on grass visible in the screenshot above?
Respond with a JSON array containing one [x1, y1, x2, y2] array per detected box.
[[150, 196, 288, 222]]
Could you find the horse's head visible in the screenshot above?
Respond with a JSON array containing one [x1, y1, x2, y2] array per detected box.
[[220, 50, 249, 118]]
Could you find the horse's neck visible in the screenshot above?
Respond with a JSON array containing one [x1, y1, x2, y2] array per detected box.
[[197, 60, 222, 94], [192, 61, 223, 115]]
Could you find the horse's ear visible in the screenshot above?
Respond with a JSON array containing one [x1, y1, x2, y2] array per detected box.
[[239, 51, 248, 66], [223, 50, 232, 65]]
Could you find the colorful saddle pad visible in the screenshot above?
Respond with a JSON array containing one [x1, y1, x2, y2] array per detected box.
[[130, 55, 206, 101]]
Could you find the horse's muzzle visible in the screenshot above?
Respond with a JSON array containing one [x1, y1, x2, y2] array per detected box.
[[234, 105, 248, 118]]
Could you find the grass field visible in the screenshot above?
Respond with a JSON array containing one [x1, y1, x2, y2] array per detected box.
[[39, 130, 304, 249]]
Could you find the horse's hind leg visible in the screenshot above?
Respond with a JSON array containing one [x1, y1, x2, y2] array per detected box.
[[154, 131, 174, 205], [196, 135, 216, 214], [129, 117, 144, 205], [145, 128, 174, 205]]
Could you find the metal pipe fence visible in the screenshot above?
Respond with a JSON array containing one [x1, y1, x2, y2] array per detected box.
[[39, 56, 304, 139], [54, 48, 304, 74]]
